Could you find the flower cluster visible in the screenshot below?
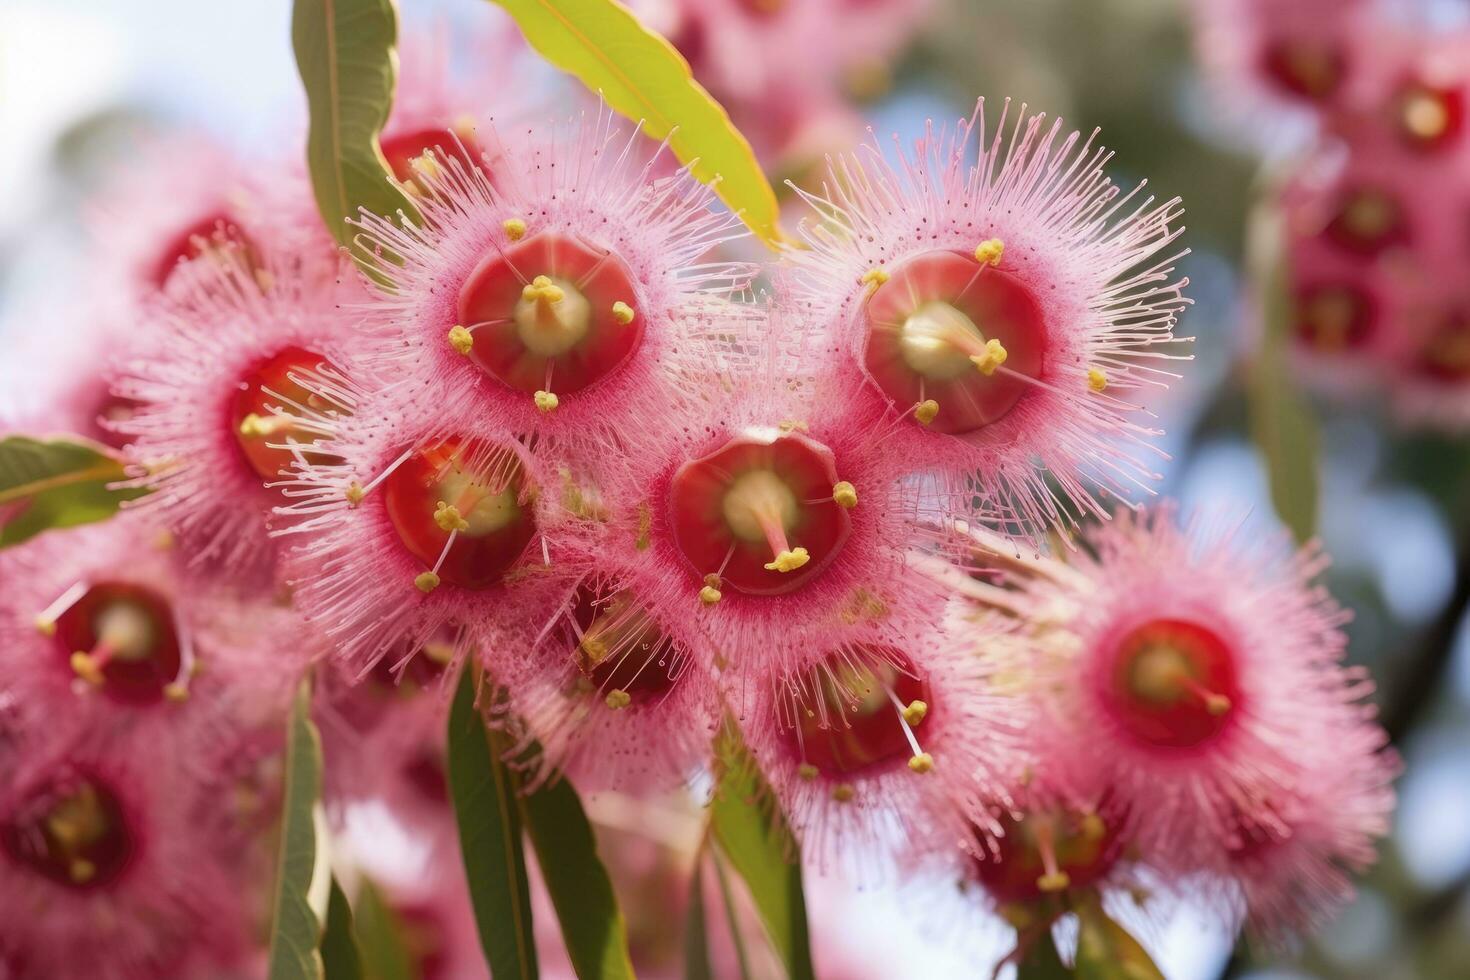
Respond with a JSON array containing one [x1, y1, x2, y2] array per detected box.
[[1195, 0, 1470, 428], [0, 12, 1399, 978]]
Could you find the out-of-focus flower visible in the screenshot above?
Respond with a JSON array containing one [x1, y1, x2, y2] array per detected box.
[[785, 99, 1189, 541]]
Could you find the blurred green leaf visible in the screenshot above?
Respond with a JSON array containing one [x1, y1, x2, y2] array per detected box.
[[1245, 194, 1320, 543], [292, 0, 417, 266], [0, 435, 149, 549], [1073, 896, 1165, 980], [322, 878, 364, 980], [684, 854, 714, 980], [483, 0, 783, 246], [1016, 926, 1072, 979], [354, 879, 416, 980], [268, 682, 326, 980], [709, 719, 815, 980], [448, 668, 538, 980]]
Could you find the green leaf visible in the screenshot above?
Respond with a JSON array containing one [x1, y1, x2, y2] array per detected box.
[[519, 764, 636, 980], [292, 0, 417, 266], [447, 669, 538, 980], [0, 435, 149, 549], [1073, 897, 1165, 980], [709, 719, 815, 980], [268, 681, 327, 980], [683, 855, 714, 980], [354, 879, 416, 980], [483, 0, 783, 246], [1245, 194, 1320, 543], [322, 878, 365, 980], [1015, 927, 1072, 980]]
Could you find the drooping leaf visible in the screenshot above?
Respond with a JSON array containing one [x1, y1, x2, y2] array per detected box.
[[322, 878, 365, 980], [0, 435, 149, 549], [709, 719, 815, 980], [447, 669, 538, 980], [1073, 897, 1165, 980], [354, 878, 416, 980], [292, 0, 417, 266], [268, 681, 327, 980], [519, 764, 636, 979], [482, 0, 783, 246], [683, 853, 714, 980], [1245, 193, 1319, 543]]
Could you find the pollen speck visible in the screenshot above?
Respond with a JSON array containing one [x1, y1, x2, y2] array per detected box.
[[611, 301, 635, 325], [448, 325, 475, 355], [832, 481, 858, 509], [915, 399, 940, 425], [974, 238, 1004, 266], [503, 217, 528, 240]]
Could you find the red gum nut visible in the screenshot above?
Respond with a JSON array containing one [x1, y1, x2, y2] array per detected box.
[[151, 209, 255, 289], [789, 647, 931, 775], [1, 775, 134, 889], [973, 807, 1122, 905], [864, 249, 1046, 435], [1395, 79, 1465, 152], [381, 439, 537, 590], [54, 583, 182, 705], [457, 234, 643, 396], [571, 587, 678, 700], [229, 345, 338, 482], [669, 431, 851, 596], [1324, 187, 1407, 257], [380, 126, 488, 184], [1294, 284, 1376, 352], [1259, 37, 1347, 103], [1101, 617, 1241, 750]]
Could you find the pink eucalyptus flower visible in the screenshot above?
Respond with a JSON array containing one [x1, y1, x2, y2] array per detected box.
[[785, 99, 1189, 541]]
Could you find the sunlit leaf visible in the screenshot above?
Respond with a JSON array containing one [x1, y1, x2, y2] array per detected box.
[[483, 0, 783, 246], [268, 681, 327, 980], [709, 719, 815, 980], [322, 878, 365, 980], [292, 0, 417, 267], [1073, 897, 1165, 980], [0, 435, 148, 549]]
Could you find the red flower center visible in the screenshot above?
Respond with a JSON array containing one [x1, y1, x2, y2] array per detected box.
[[784, 646, 931, 776], [53, 582, 182, 704], [1394, 79, 1464, 152], [380, 125, 489, 186], [1294, 284, 1375, 352], [971, 807, 1121, 904], [669, 430, 852, 596], [456, 234, 644, 399], [1415, 310, 1470, 382], [2, 774, 134, 889], [1325, 187, 1407, 257], [151, 209, 255, 289], [229, 345, 343, 483], [864, 249, 1046, 434], [1103, 617, 1240, 749], [382, 437, 537, 590], [1260, 38, 1346, 103], [569, 586, 679, 703]]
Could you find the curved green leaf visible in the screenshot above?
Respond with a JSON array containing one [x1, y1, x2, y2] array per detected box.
[[1245, 194, 1319, 543], [709, 719, 815, 980], [268, 682, 327, 980], [354, 879, 416, 980], [1016, 927, 1072, 980], [322, 878, 365, 980], [1073, 897, 1165, 980], [448, 669, 538, 980], [683, 853, 714, 980], [0, 435, 148, 549], [483, 0, 783, 246], [292, 0, 417, 265]]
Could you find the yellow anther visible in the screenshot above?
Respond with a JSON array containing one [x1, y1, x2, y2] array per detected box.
[[433, 502, 470, 533], [414, 571, 441, 593], [974, 238, 1004, 266], [345, 482, 366, 507], [254, 268, 276, 292], [605, 689, 632, 710], [832, 783, 856, 803], [164, 683, 190, 703], [1206, 693, 1233, 716], [534, 390, 560, 413], [152, 528, 176, 551], [1087, 367, 1108, 392], [447, 325, 475, 356], [1036, 871, 1071, 893], [764, 547, 810, 573], [699, 585, 723, 605], [70, 652, 105, 687], [611, 301, 635, 325], [901, 699, 928, 726], [832, 481, 858, 509], [522, 275, 565, 304], [860, 267, 890, 292], [1080, 813, 1107, 842], [503, 217, 528, 241], [797, 763, 819, 781], [35, 617, 56, 637], [915, 399, 940, 425], [409, 151, 443, 180], [69, 859, 97, 884], [970, 338, 1008, 376], [237, 413, 268, 438], [907, 753, 935, 774]]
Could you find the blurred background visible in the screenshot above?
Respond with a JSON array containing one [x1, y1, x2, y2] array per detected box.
[[3, 0, 1470, 977]]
